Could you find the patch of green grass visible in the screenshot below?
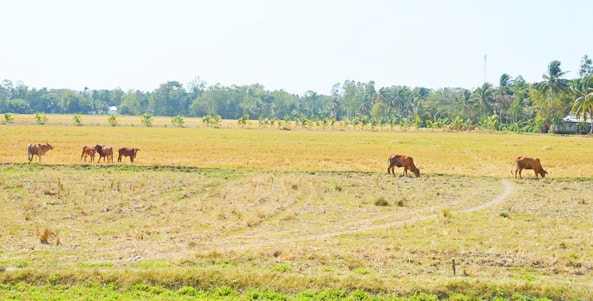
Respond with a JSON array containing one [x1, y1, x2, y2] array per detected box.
[[270, 264, 293, 272]]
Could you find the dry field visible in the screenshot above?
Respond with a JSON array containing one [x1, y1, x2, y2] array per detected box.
[[1, 121, 593, 299]]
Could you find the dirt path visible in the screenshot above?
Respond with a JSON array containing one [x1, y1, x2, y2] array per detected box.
[[188, 179, 515, 254]]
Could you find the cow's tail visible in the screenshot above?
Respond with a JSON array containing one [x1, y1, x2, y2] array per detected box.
[[27, 144, 32, 162], [510, 160, 516, 176]]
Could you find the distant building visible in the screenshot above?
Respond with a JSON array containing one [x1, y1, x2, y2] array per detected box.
[[108, 106, 118, 115], [554, 113, 592, 134]]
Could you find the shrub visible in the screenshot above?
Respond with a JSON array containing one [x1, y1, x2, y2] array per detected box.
[[374, 197, 389, 206]]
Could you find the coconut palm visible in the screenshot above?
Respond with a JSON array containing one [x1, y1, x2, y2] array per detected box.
[[471, 82, 494, 118], [455, 89, 473, 121], [534, 60, 570, 133], [571, 75, 593, 134], [536, 60, 569, 94], [498, 73, 513, 96]]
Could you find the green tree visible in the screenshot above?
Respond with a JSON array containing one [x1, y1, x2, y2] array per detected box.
[[149, 81, 190, 116], [210, 114, 222, 128], [537, 60, 569, 94], [238, 114, 249, 127], [73, 114, 82, 126], [535, 60, 571, 132], [570, 75, 593, 134], [171, 115, 185, 127], [579, 55, 593, 78], [141, 113, 153, 127], [455, 89, 474, 121], [108, 114, 118, 127], [119, 90, 141, 115], [2, 113, 14, 124], [4, 99, 30, 113], [370, 102, 386, 121], [35, 112, 48, 125], [471, 83, 494, 118]]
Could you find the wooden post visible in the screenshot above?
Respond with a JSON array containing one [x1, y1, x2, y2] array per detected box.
[[452, 258, 456, 276]]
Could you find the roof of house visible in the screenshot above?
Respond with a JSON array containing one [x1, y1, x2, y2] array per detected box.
[[563, 113, 592, 123]]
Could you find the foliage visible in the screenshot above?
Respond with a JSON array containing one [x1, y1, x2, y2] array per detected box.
[[2, 113, 13, 124], [238, 113, 249, 127], [108, 114, 118, 127], [171, 115, 185, 127], [73, 114, 82, 126], [140, 113, 153, 127], [2, 57, 593, 134], [34, 112, 47, 125]]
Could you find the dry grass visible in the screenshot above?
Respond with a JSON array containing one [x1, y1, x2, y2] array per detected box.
[[0, 120, 593, 298], [3, 120, 593, 178], [0, 164, 591, 299]]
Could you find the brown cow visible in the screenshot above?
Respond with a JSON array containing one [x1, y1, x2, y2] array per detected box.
[[28, 142, 53, 163], [94, 144, 113, 163], [388, 154, 420, 177], [118, 147, 139, 163], [511, 156, 548, 179], [81, 145, 96, 162]]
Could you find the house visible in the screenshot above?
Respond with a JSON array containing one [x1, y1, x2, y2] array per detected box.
[[108, 106, 118, 115], [554, 113, 592, 134]]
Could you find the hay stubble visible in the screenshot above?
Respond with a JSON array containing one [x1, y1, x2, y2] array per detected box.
[[0, 123, 592, 298]]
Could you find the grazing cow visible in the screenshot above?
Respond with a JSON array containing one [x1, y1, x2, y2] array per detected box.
[[388, 154, 420, 177], [28, 142, 53, 163], [94, 144, 114, 163], [511, 156, 548, 179], [81, 145, 96, 162], [118, 147, 140, 163]]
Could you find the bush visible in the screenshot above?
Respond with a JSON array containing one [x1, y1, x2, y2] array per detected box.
[[374, 197, 389, 206]]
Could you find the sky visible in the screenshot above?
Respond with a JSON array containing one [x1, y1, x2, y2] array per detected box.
[[1, 0, 591, 95]]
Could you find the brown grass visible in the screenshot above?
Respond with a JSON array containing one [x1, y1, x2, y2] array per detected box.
[[0, 121, 592, 299], [3, 121, 593, 178], [37, 226, 51, 244]]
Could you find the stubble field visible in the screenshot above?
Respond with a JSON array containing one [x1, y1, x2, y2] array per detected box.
[[0, 118, 592, 300]]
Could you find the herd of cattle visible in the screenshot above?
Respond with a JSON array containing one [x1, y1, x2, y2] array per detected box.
[[27, 142, 139, 164], [386, 153, 548, 179], [26, 142, 547, 179]]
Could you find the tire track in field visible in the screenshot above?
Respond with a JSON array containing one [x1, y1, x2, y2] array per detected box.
[[195, 179, 514, 253]]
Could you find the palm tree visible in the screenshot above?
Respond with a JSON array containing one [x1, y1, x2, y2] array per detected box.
[[571, 75, 593, 134], [536, 60, 569, 94], [498, 73, 513, 96], [454, 89, 473, 121], [535, 60, 570, 133], [471, 83, 494, 118]]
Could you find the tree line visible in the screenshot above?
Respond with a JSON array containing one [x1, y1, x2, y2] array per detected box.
[[1, 56, 593, 133]]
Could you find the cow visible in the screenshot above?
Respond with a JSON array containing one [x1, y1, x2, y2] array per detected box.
[[388, 154, 420, 177], [81, 145, 96, 162], [118, 147, 139, 163], [28, 142, 53, 163], [511, 156, 548, 179], [94, 144, 114, 163]]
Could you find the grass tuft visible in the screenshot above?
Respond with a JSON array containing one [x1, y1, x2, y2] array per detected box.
[[374, 197, 389, 206], [37, 226, 52, 244]]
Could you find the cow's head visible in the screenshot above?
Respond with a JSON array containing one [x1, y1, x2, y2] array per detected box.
[[45, 142, 53, 150], [540, 169, 548, 178]]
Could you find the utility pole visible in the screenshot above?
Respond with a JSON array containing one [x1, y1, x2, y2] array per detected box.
[[483, 55, 487, 84]]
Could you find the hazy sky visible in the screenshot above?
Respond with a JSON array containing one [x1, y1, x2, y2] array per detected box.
[[1, 0, 591, 95]]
